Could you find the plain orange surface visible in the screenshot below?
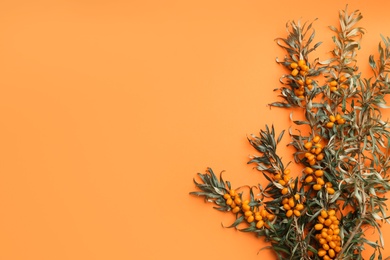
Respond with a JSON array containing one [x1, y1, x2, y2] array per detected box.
[[1, 1, 390, 259]]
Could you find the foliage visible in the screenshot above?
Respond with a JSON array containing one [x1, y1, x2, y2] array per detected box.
[[190, 6, 390, 260]]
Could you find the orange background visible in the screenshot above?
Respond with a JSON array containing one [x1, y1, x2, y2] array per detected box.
[[1, 0, 390, 259]]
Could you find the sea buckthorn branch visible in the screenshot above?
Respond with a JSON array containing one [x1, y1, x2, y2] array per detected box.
[[190, 6, 390, 260], [274, 19, 324, 108]]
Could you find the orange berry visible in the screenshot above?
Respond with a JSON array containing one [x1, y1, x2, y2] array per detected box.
[[335, 246, 342, 253], [282, 188, 289, 195], [330, 80, 338, 87], [256, 220, 264, 229], [318, 216, 325, 224], [286, 209, 293, 217], [328, 249, 336, 258], [328, 209, 336, 216], [321, 210, 328, 219], [304, 167, 314, 174], [327, 187, 335, 194], [234, 197, 242, 205], [295, 204, 304, 211], [223, 194, 231, 200], [309, 159, 316, 166], [337, 118, 346, 124], [282, 198, 289, 204], [335, 114, 341, 121], [226, 198, 233, 205], [290, 62, 298, 69], [316, 153, 324, 161], [329, 241, 336, 249], [229, 189, 236, 197], [288, 197, 295, 208], [283, 204, 291, 210], [319, 238, 327, 245], [315, 223, 324, 230], [318, 249, 327, 257], [267, 214, 275, 221], [314, 170, 324, 177], [284, 169, 291, 175], [293, 209, 301, 217], [317, 178, 325, 186], [294, 194, 300, 200], [242, 204, 250, 211], [274, 174, 282, 180], [329, 115, 336, 122], [322, 243, 330, 251], [297, 79, 304, 85], [279, 180, 286, 186], [326, 122, 334, 128], [260, 209, 268, 218], [307, 84, 313, 90], [255, 214, 262, 221], [313, 135, 321, 143], [298, 60, 306, 67], [324, 219, 332, 226], [245, 211, 253, 217], [304, 142, 313, 150], [284, 175, 291, 182], [306, 78, 313, 84], [232, 206, 240, 213], [326, 182, 333, 187], [305, 176, 314, 183], [247, 215, 254, 223], [313, 184, 322, 191], [291, 69, 299, 76]]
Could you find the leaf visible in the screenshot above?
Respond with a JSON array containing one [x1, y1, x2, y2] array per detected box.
[[222, 215, 245, 229], [277, 130, 285, 144]]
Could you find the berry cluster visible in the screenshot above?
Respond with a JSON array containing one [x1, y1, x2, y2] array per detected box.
[[314, 209, 342, 259]]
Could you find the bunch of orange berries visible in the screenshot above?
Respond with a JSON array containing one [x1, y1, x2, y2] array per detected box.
[[328, 74, 349, 92], [223, 189, 242, 213], [303, 135, 324, 166], [289, 60, 314, 99], [303, 167, 335, 194], [274, 168, 295, 195], [223, 189, 275, 229], [290, 60, 310, 77], [314, 209, 342, 259], [282, 193, 304, 217], [326, 114, 345, 128]]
